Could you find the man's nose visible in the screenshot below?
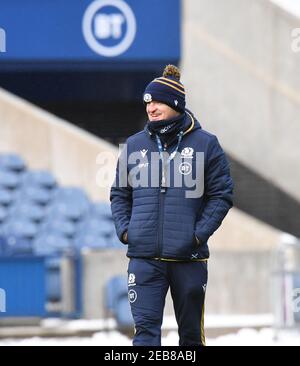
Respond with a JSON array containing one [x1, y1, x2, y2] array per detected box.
[[147, 102, 156, 112]]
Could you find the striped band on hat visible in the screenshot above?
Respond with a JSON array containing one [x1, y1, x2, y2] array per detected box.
[[153, 77, 186, 95]]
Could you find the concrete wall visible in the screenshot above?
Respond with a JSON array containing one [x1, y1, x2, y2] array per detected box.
[[81, 246, 277, 318], [182, 0, 300, 202], [0, 87, 118, 202], [81, 249, 129, 319], [206, 250, 273, 314]]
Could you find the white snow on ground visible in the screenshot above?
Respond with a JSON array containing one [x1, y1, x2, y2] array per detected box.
[[0, 328, 300, 346], [0, 314, 299, 346], [270, 0, 300, 18], [35, 314, 273, 334], [162, 314, 273, 330]]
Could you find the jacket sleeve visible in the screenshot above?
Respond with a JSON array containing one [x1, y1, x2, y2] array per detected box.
[[195, 136, 233, 244], [110, 144, 132, 244]]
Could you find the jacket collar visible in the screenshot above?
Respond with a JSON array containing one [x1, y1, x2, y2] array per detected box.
[[144, 109, 200, 141]]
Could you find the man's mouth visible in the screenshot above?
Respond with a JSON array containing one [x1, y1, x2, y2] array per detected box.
[[149, 114, 160, 120]]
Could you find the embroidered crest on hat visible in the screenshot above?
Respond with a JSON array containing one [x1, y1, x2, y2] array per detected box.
[[143, 93, 152, 103]]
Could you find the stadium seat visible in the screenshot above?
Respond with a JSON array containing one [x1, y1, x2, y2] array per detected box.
[[0, 235, 6, 255], [78, 216, 115, 237], [90, 202, 112, 219], [2, 219, 38, 240], [105, 275, 133, 329], [45, 256, 61, 269], [46, 268, 62, 302], [21, 170, 56, 189], [105, 275, 128, 312], [47, 202, 85, 222], [0, 206, 7, 223], [74, 232, 109, 250], [0, 171, 20, 189], [9, 201, 45, 223], [0, 188, 13, 206], [0, 153, 26, 173], [41, 218, 76, 238], [33, 233, 72, 256], [115, 296, 134, 329], [53, 187, 90, 209], [2, 235, 33, 256], [44, 257, 62, 302], [16, 186, 52, 206]]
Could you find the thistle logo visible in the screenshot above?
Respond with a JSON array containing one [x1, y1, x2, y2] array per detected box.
[[0, 28, 6, 53], [82, 0, 136, 57], [128, 273, 136, 287], [0, 288, 6, 312]]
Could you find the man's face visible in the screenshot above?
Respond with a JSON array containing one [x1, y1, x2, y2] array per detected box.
[[146, 101, 180, 122]]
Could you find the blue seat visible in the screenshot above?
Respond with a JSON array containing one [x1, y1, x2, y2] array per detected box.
[[105, 275, 128, 313], [115, 296, 134, 329], [0, 153, 26, 173], [78, 216, 115, 237], [47, 202, 85, 222], [16, 186, 52, 206], [9, 202, 45, 223], [91, 202, 112, 219], [1, 235, 33, 256], [74, 232, 109, 250], [46, 268, 61, 302], [0, 189, 13, 206], [0, 235, 6, 255], [54, 187, 90, 207], [0, 171, 20, 189], [21, 170, 56, 189], [41, 218, 76, 238], [44, 257, 62, 302], [3, 219, 38, 240], [52, 188, 90, 220], [33, 233, 72, 256], [45, 256, 61, 270], [0, 206, 7, 223]]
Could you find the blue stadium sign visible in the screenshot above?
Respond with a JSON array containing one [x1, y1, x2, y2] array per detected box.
[[82, 0, 137, 57], [0, 0, 180, 64]]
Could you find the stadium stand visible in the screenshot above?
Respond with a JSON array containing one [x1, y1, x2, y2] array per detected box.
[[0, 152, 126, 319], [0, 152, 123, 252]]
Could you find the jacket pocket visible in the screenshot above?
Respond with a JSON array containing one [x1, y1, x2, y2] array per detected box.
[[192, 233, 201, 251]]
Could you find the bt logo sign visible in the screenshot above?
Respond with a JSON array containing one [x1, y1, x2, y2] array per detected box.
[[82, 0, 136, 57]]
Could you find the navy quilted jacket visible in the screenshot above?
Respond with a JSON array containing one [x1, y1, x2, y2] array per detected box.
[[110, 111, 233, 260]]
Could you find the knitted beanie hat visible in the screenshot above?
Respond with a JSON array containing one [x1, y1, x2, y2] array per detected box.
[[143, 65, 186, 113]]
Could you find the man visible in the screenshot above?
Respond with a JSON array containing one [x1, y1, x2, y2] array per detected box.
[[110, 65, 233, 346]]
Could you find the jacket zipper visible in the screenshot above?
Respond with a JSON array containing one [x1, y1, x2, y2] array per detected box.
[[156, 143, 168, 257], [156, 190, 166, 258]]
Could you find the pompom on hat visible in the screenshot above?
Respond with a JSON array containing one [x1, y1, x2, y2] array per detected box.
[[143, 65, 186, 113]]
